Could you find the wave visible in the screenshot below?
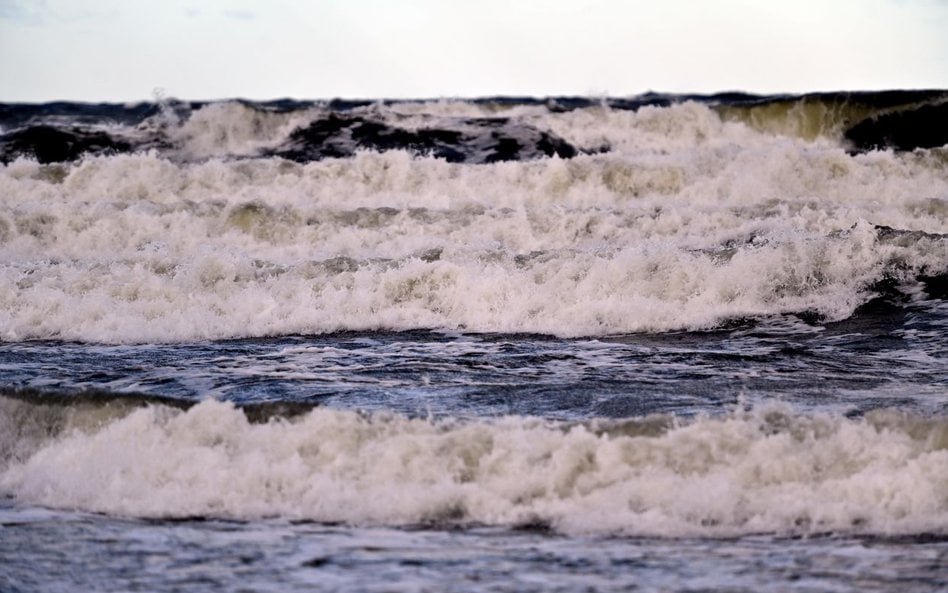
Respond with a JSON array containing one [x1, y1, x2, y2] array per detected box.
[[713, 90, 948, 150], [1, 91, 946, 165], [1, 391, 945, 536], [0, 96, 945, 343], [0, 222, 943, 343], [0, 176, 944, 342]]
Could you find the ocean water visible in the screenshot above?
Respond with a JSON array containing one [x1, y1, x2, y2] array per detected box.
[[0, 92, 946, 592]]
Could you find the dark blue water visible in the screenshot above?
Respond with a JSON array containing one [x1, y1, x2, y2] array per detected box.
[[2, 302, 945, 419]]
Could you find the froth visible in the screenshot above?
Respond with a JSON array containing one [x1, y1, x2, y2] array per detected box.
[[167, 102, 323, 160], [1, 399, 945, 536], [0, 102, 946, 342]]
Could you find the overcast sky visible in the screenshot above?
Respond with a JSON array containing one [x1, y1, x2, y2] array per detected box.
[[1, 0, 946, 102]]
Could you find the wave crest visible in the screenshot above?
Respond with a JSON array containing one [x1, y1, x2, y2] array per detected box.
[[2, 395, 945, 536]]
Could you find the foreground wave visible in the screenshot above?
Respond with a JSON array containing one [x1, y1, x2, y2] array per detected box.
[[1, 392, 945, 537]]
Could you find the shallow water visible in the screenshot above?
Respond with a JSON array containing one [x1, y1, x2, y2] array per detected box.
[[2, 504, 946, 593]]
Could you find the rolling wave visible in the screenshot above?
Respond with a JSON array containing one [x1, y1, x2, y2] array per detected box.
[[1, 390, 945, 536], [0, 94, 944, 342], [1, 91, 946, 164]]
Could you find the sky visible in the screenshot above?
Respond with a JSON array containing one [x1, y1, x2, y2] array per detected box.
[[1, 0, 946, 102]]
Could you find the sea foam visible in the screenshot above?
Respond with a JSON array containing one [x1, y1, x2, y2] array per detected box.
[[1, 397, 945, 536], [0, 102, 945, 343]]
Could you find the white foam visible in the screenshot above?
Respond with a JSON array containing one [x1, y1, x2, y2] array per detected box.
[[0, 102, 945, 343], [1, 400, 945, 536], [167, 102, 324, 160]]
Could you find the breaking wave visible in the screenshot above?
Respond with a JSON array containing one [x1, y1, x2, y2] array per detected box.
[[1, 91, 946, 165], [0, 94, 945, 343], [1, 391, 945, 536]]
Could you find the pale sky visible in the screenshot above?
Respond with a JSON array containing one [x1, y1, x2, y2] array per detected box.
[[1, 0, 946, 102]]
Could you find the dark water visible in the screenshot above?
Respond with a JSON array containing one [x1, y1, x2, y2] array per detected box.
[[2, 506, 945, 593], [1, 305, 946, 419]]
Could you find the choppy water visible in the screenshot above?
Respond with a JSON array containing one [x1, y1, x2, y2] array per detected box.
[[2, 508, 945, 593], [1, 92, 946, 592]]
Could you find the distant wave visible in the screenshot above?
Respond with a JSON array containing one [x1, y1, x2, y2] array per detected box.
[[1, 91, 946, 165]]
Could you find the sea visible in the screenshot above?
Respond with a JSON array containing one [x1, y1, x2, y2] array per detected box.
[[0, 91, 946, 592]]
